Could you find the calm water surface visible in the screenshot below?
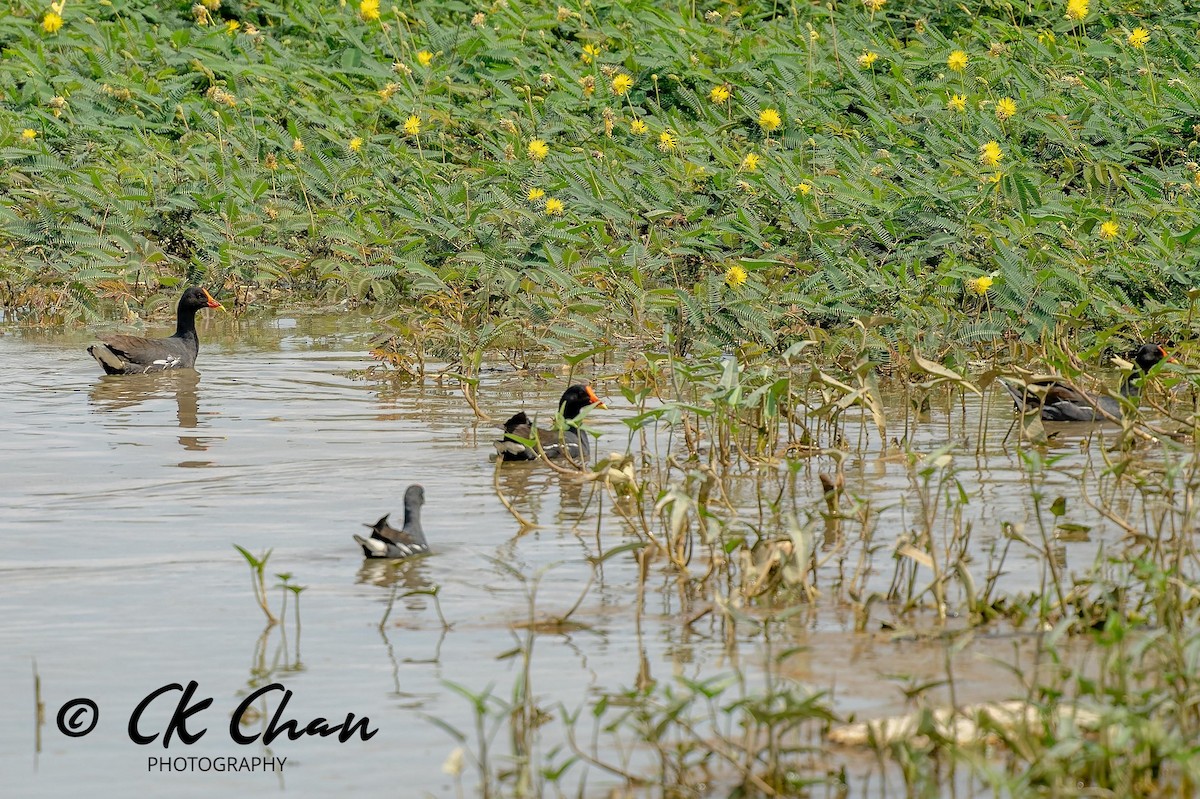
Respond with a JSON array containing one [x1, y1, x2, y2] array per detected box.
[[0, 312, 1134, 797]]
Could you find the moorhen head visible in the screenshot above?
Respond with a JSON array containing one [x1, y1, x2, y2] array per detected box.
[[1130, 343, 1169, 374], [558, 384, 607, 420], [88, 286, 223, 374]]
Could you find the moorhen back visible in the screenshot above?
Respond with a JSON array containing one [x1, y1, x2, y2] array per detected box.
[[1001, 344, 1170, 421]]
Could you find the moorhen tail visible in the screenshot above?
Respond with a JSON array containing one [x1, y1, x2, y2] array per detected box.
[[1001, 344, 1170, 421], [353, 484, 429, 559], [494, 384, 606, 462], [88, 286, 223, 374]]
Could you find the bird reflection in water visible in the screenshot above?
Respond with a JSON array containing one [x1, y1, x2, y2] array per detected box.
[[356, 557, 433, 594], [493, 464, 591, 530], [87, 370, 216, 454]]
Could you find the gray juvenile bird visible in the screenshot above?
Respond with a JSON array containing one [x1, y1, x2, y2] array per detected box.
[[353, 484, 428, 559]]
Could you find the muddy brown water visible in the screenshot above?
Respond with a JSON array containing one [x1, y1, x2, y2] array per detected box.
[[0, 312, 1138, 796]]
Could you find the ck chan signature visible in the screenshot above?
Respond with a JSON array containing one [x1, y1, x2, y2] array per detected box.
[[56, 681, 378, 746]]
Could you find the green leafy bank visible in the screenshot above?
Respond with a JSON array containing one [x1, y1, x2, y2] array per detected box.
[[2, 0, 1200, 352]]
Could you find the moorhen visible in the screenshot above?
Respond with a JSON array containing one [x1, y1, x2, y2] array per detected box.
[[88, 286, 224, 374], [494, 384, 606, 462], [1001, 343, 1170, 421], [353, 484, 429, 559]]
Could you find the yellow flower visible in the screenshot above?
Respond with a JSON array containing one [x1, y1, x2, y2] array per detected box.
[[359, 0, 380, 21], [581, 43, 601, 64], [349, 136, 363, 152], [292, 138, 305, 153], [404, 115, 421, 136], [947, 50, 968, 72], [206, 86, 238, 107], [630, 118, 647, 134], [858, 51, 878, 69], [968, 275, 994, 296], [545, 197, 564, 216], [980, 140, 1004, 167], [1099, 220, 1119, 239], [740, 153, 760, 172], [1065, 0, 1087, 21], [709, 85, 730, 104], [1037, 30, 1056, 45], [658, 130, 677, 151], [21, 128, 37, 140], [794, 181, 812, 195], [757, 108, 782, 133], [527, 188, 545, 202], [995, 97, 1017, 121], [226, 19, 239, 34], [1128, 27, 1149, 49], [862, 0, 886, 11], [611, 73, 633, 96], [947, 94, 967, 112], [42, 11, 64, 34], [417, 50, 433, 67], [528, 138, 549, 160], [725, 265, 748, 288]]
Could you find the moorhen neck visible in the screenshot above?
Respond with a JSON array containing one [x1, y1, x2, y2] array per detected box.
[[1002, 343, 1170, 422], [493, 384, 607, 462], [354, 484, 429, 559], [88, 286, 223, 374]]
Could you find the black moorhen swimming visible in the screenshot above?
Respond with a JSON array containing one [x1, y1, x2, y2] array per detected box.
[[1001, 344, 1170, 421], [353, 484, 429, 559], [494, 384, 607, 462], [88, 286, 224, 374]]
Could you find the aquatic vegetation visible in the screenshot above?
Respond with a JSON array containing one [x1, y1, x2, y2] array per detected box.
[[235, 545, 306, 628], [439, 337, 1200, 794], [273, 572, 306, 632], [234, 546, 278, 625], [233, 551, 307, 699]]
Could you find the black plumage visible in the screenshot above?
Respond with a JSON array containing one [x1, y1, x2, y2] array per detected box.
[[1001, 344, 1169, 422], [88, 287, 223, 374], [493, 384, 606, 462]]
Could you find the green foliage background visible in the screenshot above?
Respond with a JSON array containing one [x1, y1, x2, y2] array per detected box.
[[2, 0, 1199, 352]]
